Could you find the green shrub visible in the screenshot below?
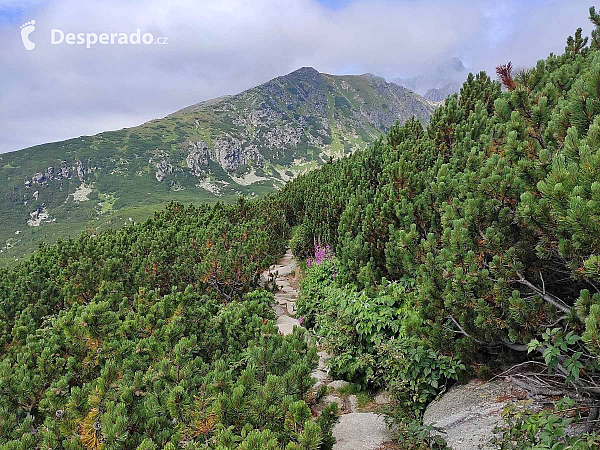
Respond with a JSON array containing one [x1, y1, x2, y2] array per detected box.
[[0, 201, 332, 448], [376, 337, 465, 420], [290, 224, 313, 260], [390, 420, 450, 450], [492, 397, 600, 449]]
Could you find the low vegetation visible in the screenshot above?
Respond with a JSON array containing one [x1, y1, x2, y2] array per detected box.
[[3, 6, 600, 449]]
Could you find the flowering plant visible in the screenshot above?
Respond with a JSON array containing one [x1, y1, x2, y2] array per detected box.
[[307, 244, 332, 267]]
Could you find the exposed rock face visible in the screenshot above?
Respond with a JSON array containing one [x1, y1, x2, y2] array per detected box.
[[58, 161, 71, 179], [27, 206, 54, 227], [173, 66, 433, 177], [185, 138, 264, 175], [212, 136, 246, 171], [425, 378, 594, 449], [215, 136, 264, 171], [76, 160, 85, 181], [186, 140, 210, 177], [28, 159, 90, 186], [150, 149, 173, 182], [32, 172, 46, 184], [155, 161, 172, 182]]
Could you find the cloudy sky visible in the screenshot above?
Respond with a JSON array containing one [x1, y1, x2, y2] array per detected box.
[[0, 0, 595, 153]]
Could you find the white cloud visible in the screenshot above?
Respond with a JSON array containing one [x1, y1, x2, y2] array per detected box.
[[0, 0, 595, 153]]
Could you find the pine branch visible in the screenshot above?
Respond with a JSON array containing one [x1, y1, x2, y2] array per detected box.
[[515, 273, 572, 314], [448, 315, 487, 345], [496, 62, 516, 91]]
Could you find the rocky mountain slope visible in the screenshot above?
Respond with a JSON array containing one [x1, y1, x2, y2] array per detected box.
[[0, 67, 435, 265], [392, 57, 467, 101]]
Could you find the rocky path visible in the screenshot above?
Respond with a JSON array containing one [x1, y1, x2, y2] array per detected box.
[[262, 249, 392, 450]]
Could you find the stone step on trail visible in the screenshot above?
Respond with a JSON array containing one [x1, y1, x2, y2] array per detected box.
[[274, 304, 286, 318], [275, 293, 296, 305], [317, 351, 331, 372], [276, 315, 302, 336], [333, 413, 392, 450], [286, 301, 296, 315], [275, 279, 291, 288]]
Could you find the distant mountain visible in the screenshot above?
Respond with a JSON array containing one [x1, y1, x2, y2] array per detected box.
[[391, 57, 467, 101], [422, 81, 463, 102], [0, 67, 436, 265]]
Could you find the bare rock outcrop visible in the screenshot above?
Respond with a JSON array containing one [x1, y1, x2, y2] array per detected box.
[[186, 140, 210, 176]]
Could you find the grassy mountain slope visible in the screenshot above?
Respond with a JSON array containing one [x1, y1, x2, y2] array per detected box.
[[0, 67, 434, 266]]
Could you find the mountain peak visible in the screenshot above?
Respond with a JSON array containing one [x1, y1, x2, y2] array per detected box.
[[286, 67, 321, 79], [292, 66, 319, 74], [391, 57, 467, 99], [446, 57, 466, 72]]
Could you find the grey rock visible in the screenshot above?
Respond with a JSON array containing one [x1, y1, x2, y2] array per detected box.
[[312, 369, 329, 383], [276, 279, 291, 289], [317, 351, 331, 372], [318, 350, 331, 360], [275, 295, 290, 306], [347, 395, 359, 412], [272, 264, 296, 277], [212, 136, 243, 171], [332, 413, 391, 450], [186, 140, 210, 176], [328, 380, 350, 390], [423, 379, 512, 450], [32, 172, 46, 184], [32, 191, 39, 200], [274, 304, 286, 318], [151, 150, 173, 182], [276, 315, 302, 336], [281, 286, 297, 295], [286, 301, 296, 315], [323, 395, 344, 409], [76, 160, 85, 181], [58, 161, 71, 179]]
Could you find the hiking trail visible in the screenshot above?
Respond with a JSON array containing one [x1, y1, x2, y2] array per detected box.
[[262, 248, 392, 450]]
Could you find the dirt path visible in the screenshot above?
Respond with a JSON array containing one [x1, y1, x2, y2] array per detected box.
[[262, 249, 392, 450]]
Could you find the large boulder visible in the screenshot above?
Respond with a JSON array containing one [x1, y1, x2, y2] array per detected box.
[[423, 379, 517, 449]]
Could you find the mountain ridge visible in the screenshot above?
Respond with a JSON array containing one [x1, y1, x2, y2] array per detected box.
[[0, 66, 435, 265]]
